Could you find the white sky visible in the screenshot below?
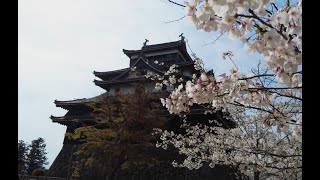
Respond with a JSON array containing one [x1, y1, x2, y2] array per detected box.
[[18, 0, 262, 167]]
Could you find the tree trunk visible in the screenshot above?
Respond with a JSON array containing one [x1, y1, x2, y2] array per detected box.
[[254, 171, 260, 180]]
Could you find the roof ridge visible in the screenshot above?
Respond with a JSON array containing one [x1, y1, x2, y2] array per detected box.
[[93, 67, 129, 74]]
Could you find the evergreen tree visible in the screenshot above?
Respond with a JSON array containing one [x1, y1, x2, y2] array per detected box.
[[18, 140, 28, 161], [18, 140, 29, 175], [26, 137, 48, 175]]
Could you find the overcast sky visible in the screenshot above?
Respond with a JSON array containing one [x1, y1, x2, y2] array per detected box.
[[18, 0, 262, 167]]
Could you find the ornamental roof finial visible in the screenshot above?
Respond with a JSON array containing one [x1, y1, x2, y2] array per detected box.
[[179, 33, 185, 41], [143, 39, 149, 47]]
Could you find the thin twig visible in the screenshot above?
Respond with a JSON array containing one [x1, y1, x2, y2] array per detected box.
[[239, 70, 302, 81], [269, 91, 302, 101], [201, 30, 227, 47], [248, 87, 302, 90], [185, 39, 197, 58], [248, 8, 288, 40], [168, 0, 186, 7], [228, 56, 238, 69], [163, 15, 186, 24], [239, 74, 275, 80], [235, 14, 255, 18], [231, 101, 273, 114]]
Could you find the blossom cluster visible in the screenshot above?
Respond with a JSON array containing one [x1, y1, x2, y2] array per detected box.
[[153, 1, 302, 178], [185, 0, 302, 87], [154, 113, 302, 179], [159, 0, 302, 139]]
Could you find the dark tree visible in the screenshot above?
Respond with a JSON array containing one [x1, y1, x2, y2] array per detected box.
[[18, 140, 29, 162], [26, 137, 48, 175], [18, 140, 29, 175]]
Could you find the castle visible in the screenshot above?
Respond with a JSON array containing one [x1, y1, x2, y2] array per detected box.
[[47, 37, 239, 180]]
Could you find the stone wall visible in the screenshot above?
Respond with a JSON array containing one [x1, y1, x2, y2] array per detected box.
[[47, 142, 244, 180]]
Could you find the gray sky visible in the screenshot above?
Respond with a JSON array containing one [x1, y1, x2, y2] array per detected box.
[[18, 0, 261, 167]]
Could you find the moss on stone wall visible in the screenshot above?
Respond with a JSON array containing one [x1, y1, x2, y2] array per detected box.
[[48, 85, 245, 179]]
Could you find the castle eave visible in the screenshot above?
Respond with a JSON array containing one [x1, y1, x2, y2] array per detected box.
[[93, 68, 130, 80], [50, 115, 96, 125]]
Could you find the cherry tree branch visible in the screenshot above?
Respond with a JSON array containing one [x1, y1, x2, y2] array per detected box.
[[231, 101, 273, 114], [163, 15, 186, 24], [201, 30, 227, 47], [239, 74, 275, 80], [167, 0, 185, 7], [248, 8, 288, 40], [269, 91, 302, 101], [239, 71, 302, 81], [235, 14, 255, 18], [248, 87, 302, 90]]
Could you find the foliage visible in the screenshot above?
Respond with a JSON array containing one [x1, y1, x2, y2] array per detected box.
[[66, 83, 166, 144], [26, 137, 48, 175], [31, 168, 47, 176], [65, 83, 167, 177], [18, 140, 29, 174], [18, 140, 29, 161], [18, 138, 48, 175], [154, 0, 302, 179]]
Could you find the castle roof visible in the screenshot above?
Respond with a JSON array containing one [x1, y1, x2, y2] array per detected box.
[[122, 40, 191, 59], [51, 39, 212, 125]]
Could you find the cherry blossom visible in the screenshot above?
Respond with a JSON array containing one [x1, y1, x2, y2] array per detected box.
[[153, 0, 302, 179]]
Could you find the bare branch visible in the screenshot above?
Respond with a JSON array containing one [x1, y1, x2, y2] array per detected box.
[[163, 15, 186, 24], [269, 91, 302, 101], [235, 14, 255, 18], [239, 74, 275, 80], [239, 71, 301, 81], [201, 30, 227, 47], [185, 39, 197, 58], [271, 3, 279, 11], [248, 8, 288, 40], [231, 101, 273, 114], [168, 0, 186, 7]]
